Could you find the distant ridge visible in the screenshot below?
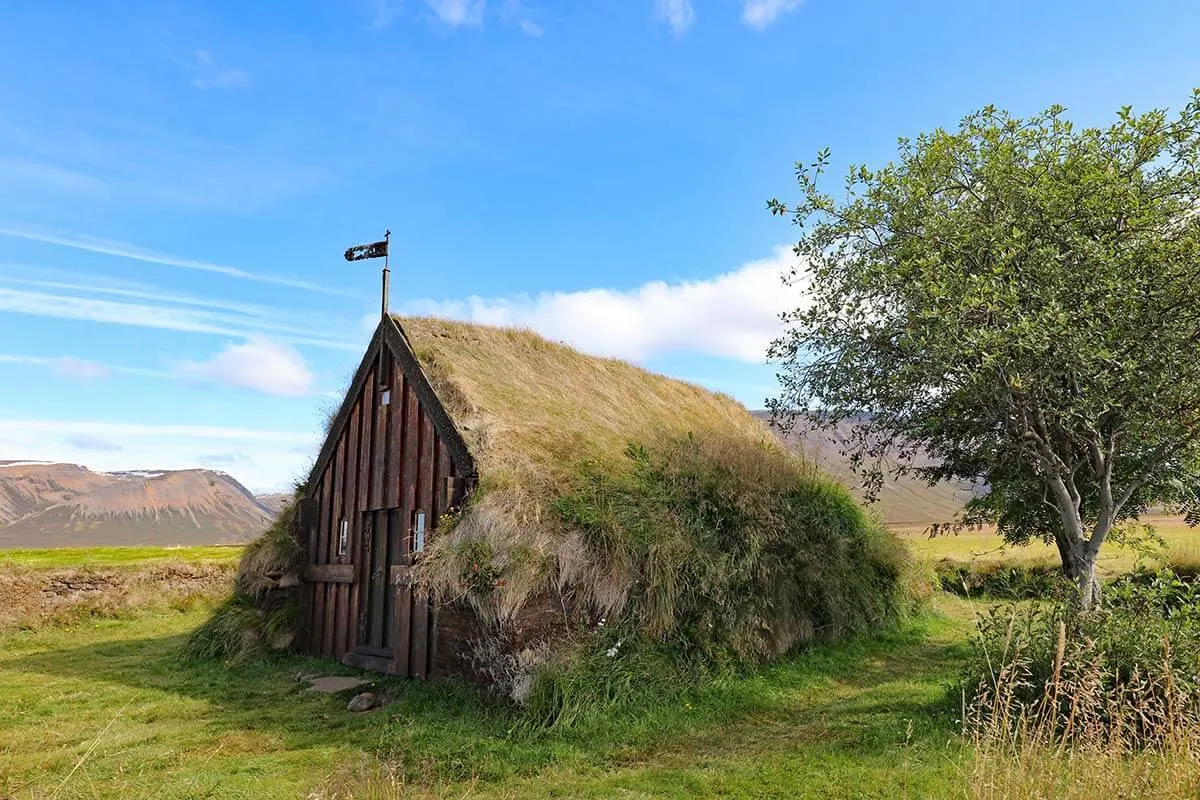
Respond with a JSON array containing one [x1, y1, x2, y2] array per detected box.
[[0, 461, 274, 547], [753, 412, 975, 527]]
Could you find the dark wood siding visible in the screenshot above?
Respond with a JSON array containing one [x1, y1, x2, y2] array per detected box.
[[300, 335, 467, 676]]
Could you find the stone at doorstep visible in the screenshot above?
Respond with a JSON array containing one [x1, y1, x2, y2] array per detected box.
[[347, 692, 378, 712], [304, 676, 368, 694]]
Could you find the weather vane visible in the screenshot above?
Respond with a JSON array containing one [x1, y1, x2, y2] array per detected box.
[[344, 229, 391, 319]]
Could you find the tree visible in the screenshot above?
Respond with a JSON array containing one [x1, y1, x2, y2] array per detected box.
[[768, 94, 1200, 610]]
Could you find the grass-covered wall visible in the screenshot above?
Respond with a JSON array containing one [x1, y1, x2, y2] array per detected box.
[[401, 318, 918, 697]]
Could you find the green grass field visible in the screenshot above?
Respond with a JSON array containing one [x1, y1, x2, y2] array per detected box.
[[0, 596, 972, 799], [0, 545, 244, 569], [4, 517, 1198, 798], [894, 515, 1198, 577]]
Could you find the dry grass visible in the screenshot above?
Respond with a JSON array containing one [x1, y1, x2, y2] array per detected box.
[[235, 491, 303, 599], [398, 315, 822, 621], [186, 495, 303, 663], [0, 560, 234, 631], [399, 315, 771, 484], [308, 757, 459, 800], [969, 743, 1200, 799], [964, 613, 1200, 799]]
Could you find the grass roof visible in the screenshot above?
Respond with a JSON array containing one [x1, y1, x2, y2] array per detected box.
[[394, 315, 776, 481]]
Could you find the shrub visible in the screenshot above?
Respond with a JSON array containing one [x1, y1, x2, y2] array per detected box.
[[937, 562, 1072, 600], [962, 569, 1200, 746], [519, 625, 702, 731], [963, 573, 1200, 798], [183, 593, 266, 664], [552, 435, 917, 662]]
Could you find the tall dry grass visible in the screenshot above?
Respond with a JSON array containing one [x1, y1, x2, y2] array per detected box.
[[185, 493, 303, 664], [964, 615, 1200, 799], [307, 758, 458, 800]]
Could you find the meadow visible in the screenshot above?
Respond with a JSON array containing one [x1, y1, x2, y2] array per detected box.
[[895, 515, 1199, 575], [1, 517, 1196, 799], [0, 598, 969, 799], [0, 545, 244, 569]]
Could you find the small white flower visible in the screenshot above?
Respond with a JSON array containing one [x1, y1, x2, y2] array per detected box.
[[605, 646, 618, 657]]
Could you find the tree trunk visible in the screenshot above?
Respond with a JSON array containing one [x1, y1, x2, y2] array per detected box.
[[1066, 542, 1102, 612]]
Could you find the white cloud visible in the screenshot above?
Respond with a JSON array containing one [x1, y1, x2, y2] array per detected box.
[[189, 49, 250, 91], [654, 0, 694, 35], [0, 353, 167, 380], [66, 435, 123, 452], [741, 0, 803, 29], [501, 0, 542, 35], [198, 451, 251, 467], [425, 0, 486, 27], [1, 269, 311, 319], [368, 0, 403, 28], [0, 419, 313, 443], [403, 245, 807, 363], [0, 157, 104, 195], [0, 225, 350, 295], [176, 338, 315, 397]]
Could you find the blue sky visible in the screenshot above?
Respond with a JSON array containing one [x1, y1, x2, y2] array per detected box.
[[1, 1, 1198, 491]]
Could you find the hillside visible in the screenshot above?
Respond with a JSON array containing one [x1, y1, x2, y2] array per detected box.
[[0, 461, 274, 547], [753, 412, 975, 527]]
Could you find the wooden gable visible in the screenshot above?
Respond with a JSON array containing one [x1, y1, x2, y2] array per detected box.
[[297, 317, 476, 675]]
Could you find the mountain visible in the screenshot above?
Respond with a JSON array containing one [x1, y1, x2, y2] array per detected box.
[[0, 461, 274, 547], [254, 492, 294, 516], [754, 412, 976, 527]]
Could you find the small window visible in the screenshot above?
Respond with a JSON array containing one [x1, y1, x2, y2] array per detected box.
[[380, 388, 391, 407], [337, 519, 349, 557], [413, 510, 426, 552]]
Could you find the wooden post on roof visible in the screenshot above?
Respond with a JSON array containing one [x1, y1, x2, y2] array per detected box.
[[344, 229, 394, 397], [380, 229, 391, 320], [344, 230, 392, 320]]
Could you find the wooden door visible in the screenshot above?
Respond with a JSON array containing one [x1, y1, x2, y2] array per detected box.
[[351, 507, 434, 677], [355, 509, 392, 659]]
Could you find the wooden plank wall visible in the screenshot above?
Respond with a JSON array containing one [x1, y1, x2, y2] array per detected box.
[[300, 343, 462, 674]]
